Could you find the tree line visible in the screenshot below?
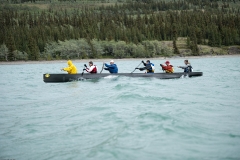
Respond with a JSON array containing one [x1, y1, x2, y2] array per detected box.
[[0, 0, 240, 61]]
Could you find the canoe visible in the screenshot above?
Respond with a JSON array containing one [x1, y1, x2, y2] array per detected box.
[[43, 72, 203, 83]]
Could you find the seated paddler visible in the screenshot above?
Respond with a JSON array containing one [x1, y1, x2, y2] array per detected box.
[[104, 60, 118, 73], [160, 61, 174, 73], [135, 60, 154, 73], [177, 60, 193, 73], [61, 60, 78, 74], [83, 61, 98, 73]]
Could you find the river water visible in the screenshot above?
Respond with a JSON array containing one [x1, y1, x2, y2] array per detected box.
[[0, 56, 240, 160]]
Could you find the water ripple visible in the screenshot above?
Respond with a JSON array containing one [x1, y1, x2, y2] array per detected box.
[[1, 57, 240, 160]]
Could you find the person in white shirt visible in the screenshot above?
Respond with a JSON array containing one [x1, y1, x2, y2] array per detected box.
[[84, 61, 98, 73]]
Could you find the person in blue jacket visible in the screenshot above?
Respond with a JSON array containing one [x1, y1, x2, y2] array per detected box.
[[104, 60, 118, 73], [136, 60, 154, 73]]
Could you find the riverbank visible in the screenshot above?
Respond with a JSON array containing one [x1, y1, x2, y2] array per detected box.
[[0, 54, 240, 65]]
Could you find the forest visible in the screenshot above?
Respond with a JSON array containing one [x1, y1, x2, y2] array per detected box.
[[0, 0, 240, 61]]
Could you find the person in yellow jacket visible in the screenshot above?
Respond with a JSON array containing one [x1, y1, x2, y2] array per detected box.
[[61, 60, 78, 74]]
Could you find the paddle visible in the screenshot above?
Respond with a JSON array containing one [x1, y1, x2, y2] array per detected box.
[[81, 69, 84, 76], [131, 61, 143, 73], [82, 64, 87, 76], [100, 62, 105, 73]]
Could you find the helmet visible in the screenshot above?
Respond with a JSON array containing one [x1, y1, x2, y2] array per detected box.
[[165, 61, 170, 64]]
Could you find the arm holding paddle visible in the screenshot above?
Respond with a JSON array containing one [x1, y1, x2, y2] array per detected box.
[[136, 65, 150, 71], [104, 67, 109, 70], [135, 67, 145, 71], [104, 63, 116, 69], [142, 60, 146, 66], [135, 60, 152, 72], [103, 61, 118, 73], [82, 64, 88, 70], [83, 64, 88, 71], [102, 63, 109, 70]]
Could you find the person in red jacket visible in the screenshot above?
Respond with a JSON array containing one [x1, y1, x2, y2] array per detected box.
[[84, 61, 98, 73], [160, 61, 174, 73]]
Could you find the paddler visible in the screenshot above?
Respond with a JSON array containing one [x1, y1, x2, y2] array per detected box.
[[177, 60, 193, 73], [83, 61, 98, 73], [135, 60, 154, 73], [160, 60, 174, 73], [104, 60, 118, 73], [61, 60, 78, 74]]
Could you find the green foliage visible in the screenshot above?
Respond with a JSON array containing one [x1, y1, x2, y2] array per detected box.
[[112, 41, 126, 58], [142, 40, 155, 57], [0, 44, 9, 61], [43, 38, 177, 59], [0, 0, 240, 61], [132, 44, 145, 58], [6, 34, 16, 61], [13, 50, 28, 61], [28, 36, 40, 60], [173, 39, 180, 55]]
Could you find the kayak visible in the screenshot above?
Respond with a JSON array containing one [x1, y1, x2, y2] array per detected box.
[[43, 72, 203, 83]]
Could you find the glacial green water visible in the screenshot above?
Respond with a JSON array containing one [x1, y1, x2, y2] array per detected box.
[[0, 56, 240, 160]]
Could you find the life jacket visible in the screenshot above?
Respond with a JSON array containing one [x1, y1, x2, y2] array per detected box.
[[165, 65, 174, 73], [151, 63, 155, 72], [184, 65, 193, 73], [146, 63, 154, 73], [90, 65, 97, 73]]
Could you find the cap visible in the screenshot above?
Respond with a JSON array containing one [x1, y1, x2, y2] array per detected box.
[[165, 61, 170, 64], [110, 60, 114, 63]]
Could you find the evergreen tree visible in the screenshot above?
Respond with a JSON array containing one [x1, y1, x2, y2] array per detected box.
[[186, 36, 190, 47], [0, 43, 9, 61], [6, 34, 16, 61], [172, 24, 180, 55], [173, 38, 180, 55], [28, 36, 39, 60]]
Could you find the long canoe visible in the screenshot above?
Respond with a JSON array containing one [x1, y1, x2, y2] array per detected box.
[[43, 72, 203, 83]]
